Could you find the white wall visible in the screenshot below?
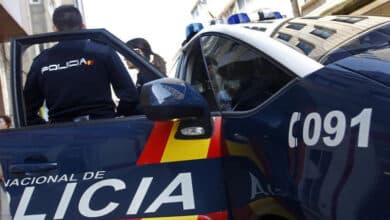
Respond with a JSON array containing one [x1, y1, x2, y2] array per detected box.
[[0, 0, 32, 34]]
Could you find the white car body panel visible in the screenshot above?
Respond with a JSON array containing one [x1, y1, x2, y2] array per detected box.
[[192, 24, 324, 78]]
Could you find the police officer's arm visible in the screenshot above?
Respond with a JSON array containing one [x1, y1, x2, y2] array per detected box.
[[105, 48, 139, 116], [23, 61, 46, 125]]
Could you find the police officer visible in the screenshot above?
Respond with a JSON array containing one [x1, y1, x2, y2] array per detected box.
[[125, 38, 166, 93], [23, 5, 139, 125]]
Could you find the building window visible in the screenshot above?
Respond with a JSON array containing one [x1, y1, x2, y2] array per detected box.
[[29, 0, 41, 4], [297, 39, 314, 55], [277, 33, 292, 42], [332, 16, 367, 24], [310, 26, 336, 39], [286, 23, 306, 30]]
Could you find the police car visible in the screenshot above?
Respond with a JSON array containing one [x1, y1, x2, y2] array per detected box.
[[1, 13, 390, 220], [194, 13, 390, 66]]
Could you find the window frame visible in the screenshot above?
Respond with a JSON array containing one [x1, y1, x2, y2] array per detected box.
[[195, 33, 298, 115], [11, 29, 164, 128], [178, 38, 219, 112]]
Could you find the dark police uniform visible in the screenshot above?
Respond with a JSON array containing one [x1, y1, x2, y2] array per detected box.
[[24, 40, 139, 125], [135, 68, 160, 94]]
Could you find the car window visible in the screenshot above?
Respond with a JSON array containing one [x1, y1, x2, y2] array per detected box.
[[181, 41, 218, 111], [171, 54, 183, 78], [322, 23, 390, 64], [200, 35, 294, 111]]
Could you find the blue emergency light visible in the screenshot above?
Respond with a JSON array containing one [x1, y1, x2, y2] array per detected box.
[[227, 13, 250, 24], [273, 11, 283, 19], [185, 23, 204, 41]]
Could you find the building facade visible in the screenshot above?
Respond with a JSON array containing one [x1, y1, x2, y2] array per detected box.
[[0, 0, 32, 117], [299, 0, 390, 16]]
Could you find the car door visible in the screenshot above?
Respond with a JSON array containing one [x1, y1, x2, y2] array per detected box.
[[177, 33, 306, 219], [1, 30, 225, 220], [192, 32, 390, 220], [198, 34, 303, 220], [2, 29, 161, 220]]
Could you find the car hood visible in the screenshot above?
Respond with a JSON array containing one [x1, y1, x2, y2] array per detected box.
[[334, 47, 390, 86]]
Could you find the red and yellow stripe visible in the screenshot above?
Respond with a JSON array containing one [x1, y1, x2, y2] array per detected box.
[[137, 117, 223, 165], [133, 118, 227, 219], [120, 211, 228, 220], [135, 117, 296, 220]]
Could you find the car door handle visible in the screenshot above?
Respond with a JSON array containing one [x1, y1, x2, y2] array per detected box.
[[9, 162, 58, 174]]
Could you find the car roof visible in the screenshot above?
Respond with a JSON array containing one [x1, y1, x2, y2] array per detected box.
[[270, 15, 390, 62], [192, 23, 323, 78], [234, 18, 290, 36]]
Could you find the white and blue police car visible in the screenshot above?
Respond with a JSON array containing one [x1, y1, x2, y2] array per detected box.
[[1, 12, 390, 220]]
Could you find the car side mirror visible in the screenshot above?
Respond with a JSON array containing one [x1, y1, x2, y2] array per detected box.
[[140, 78, 212, 139]]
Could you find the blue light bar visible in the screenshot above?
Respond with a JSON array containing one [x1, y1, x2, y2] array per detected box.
[[185, 23, 204, 41], [273, 11, 283, 19], [227, 13, 250, 24]]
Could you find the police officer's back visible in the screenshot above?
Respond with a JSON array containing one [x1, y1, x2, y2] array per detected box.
[[23, 5, 138, 124]]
